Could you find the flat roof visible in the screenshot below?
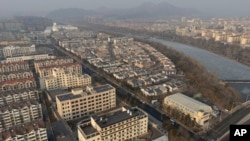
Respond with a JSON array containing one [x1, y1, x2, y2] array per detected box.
[[93, 84, 114, 93], [49, 89, 70, 101], [81, 124, 99, 136], [56, 84, 114, 102], [93, 107, 144, 128], [57, 93, 82, 101], [164, 93, 212, 113]]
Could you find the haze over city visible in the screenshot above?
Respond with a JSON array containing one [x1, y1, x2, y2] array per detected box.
[[1, 0, 250, 18], [1, 0, 250, 141]]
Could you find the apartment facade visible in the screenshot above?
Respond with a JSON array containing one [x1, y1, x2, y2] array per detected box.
[[0, 40, 29, 46], [0, 88, 40, 106], [240, 36, 250, 45], [0, 77, 37, 92], [78, 106, 148, 141], [37, 62, 82, 78], [0, 100, 42, 130], [0, 61, 29, 73], [1, 54, 53, 63], [0, 70, 33, 82], [34, 57, 73, 72], [39, 68, 91, 91], [56, 84, 116, 121], [1, 44, 36, 58], [0, 120, 47, 141], [164, 93, 212, 126]]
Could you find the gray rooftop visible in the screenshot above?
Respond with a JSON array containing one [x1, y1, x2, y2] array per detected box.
[[164, 93, 212, 113], [92, 84, 114, 93], [93, 107, 144, 128], [57, 93, 82, 101], [56, 84, 114, 102], [81, 124, 99, 136]]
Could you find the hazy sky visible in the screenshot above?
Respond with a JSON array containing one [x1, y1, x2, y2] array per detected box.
[[0, 0, 249, 17]]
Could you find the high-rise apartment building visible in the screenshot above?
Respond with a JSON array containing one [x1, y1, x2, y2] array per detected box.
[[56, 84, 116, 121], [78, 106, 148, 141]]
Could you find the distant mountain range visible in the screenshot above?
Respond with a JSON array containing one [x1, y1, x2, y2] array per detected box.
[[48, 2, 199, 21]]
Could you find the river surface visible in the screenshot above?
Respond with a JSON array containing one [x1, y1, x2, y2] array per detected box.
[[151, 38, 250, 100]]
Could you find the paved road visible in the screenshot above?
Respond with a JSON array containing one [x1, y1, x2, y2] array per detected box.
[[219, 113, 250, 141], [205, 107, 250, 141], [41, 95, 55, 141]]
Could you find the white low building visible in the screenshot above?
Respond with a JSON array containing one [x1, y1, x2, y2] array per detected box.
[[164, 93, 212, 126], [1, 54, 54, 63]]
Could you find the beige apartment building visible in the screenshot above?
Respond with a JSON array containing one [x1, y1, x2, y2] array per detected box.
[[240, 35, 250, 45], [214, 33, 227, 42], [164, 93, 212, 126], [1, 44, 36, 58], [0, 70, 33, 82], [227, 35, 241, 43], [0, 100, 42, 130], [0, 88, 40, 106], [78, 106, 148, 141], [39, 68, 91, 91], [1, 54, 54, 63], [56, 84, 116, 121], [0, 120, 47, 141], [0, 61, 29, 73], [37, 62, 82, 78], [34, 57, 73, 72], [0, 40, 29, 46], [0, 77, 37, 92]]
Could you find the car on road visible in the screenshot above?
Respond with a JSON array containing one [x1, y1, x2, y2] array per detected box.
[[170, 118, 175, 125]]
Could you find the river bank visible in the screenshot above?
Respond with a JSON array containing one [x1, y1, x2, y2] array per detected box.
[[150, 38, 250, 100]]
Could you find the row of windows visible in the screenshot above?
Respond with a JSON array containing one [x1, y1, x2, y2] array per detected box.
[[0, 96, 38, 104], [1, 83, 36, 91]]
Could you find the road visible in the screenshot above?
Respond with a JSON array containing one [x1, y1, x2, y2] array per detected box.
[[205, 107, 250, 141], [41, 96, 55, 141]]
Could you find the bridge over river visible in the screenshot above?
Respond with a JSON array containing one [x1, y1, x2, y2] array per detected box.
[[222, 80, 250, 84], [150, 38, 250, 99]]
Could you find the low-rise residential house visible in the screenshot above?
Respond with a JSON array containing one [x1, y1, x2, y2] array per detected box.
[[141, 84, 168, 96]]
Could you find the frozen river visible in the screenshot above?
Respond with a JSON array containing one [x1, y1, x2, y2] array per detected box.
[[151, 38, 250, 99]]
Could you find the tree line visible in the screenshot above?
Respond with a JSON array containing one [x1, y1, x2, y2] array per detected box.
[[136, 38, 242, 110]]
